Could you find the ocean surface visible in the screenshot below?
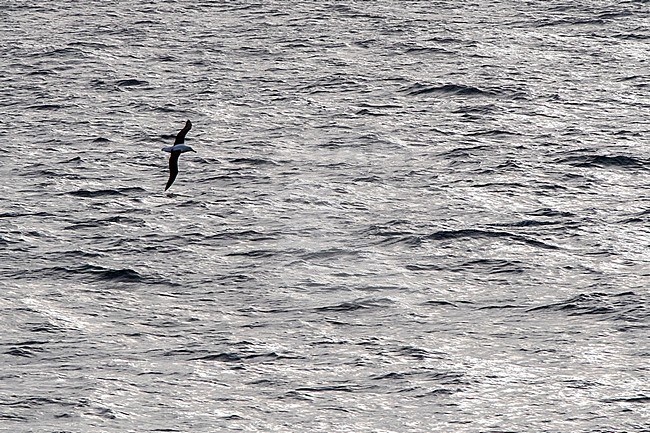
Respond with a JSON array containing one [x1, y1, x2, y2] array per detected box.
[[1, 1, 649, 432]]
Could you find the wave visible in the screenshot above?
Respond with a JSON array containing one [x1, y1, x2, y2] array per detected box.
[[404, 83, 492, 97], [314, 297, 395, 313], [205, 230, 278, 242], [405, 263, 444, 271], [225, 249, 279, 258], [9, 263, 173, 286], [294, 384, 364, 393], [455, 258, 526, 274], [228, 157, 279, 166], [527, 208, 576, 218], [490, 219, 565, 228], [602, 396, 650, 404], [0, 396, 83, 409], [26, 103, 64, 111], [527, 291, 643, 318], [67, 187, 146, 198], [430, 229, 559, 250], [557, 153, 648, 169], [64, 215, 145, 230], [5, 342, 45, 358], [463, 129, 521, 137], [298, 248, 359, 261], [421, 300, 459, 308], [115, 79, 150, 87], [192, 351, 301, 363], [375, 228, 560, 250], [355, 108, 389, 117], [402, 46, 455, 55], [407, 258, 526, 275], [65, 264, 146, 283]]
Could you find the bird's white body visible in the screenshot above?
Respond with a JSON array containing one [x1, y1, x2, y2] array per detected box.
[[162, 144, 195, 153], [162, 120, 195, 191]]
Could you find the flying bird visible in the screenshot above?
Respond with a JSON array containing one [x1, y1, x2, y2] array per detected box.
[[161, 120, 196, 190]]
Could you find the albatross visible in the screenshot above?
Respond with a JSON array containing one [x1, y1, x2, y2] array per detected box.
[[162, 120, 196, 191]]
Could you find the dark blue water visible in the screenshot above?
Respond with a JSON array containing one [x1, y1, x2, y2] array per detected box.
[[1, 1, 649, 432]]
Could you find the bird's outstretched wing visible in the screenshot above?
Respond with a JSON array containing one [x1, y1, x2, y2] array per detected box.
[[174, 120, 192, 145], [165, 151, 181, 191]]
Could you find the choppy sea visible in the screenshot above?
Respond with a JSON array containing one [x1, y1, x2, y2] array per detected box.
[[1, 1, 649, 432]]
